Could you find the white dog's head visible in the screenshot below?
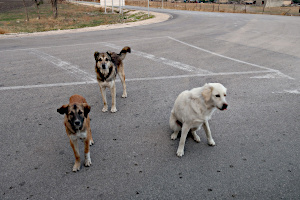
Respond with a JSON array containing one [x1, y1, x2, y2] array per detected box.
[[202, 83, 228, 111]]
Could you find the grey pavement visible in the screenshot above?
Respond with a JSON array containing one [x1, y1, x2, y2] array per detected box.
[[0, 5, 299, 200]]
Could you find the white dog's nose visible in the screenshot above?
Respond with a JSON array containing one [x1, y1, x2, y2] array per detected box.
[[221, 103, 228, 110]]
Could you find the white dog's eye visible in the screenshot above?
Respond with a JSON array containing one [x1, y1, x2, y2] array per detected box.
[[215, 95, 220, 97], [99, 58, 102, 61], [105, 58, 108, 61]]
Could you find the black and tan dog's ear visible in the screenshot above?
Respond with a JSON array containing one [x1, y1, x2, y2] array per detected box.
[[106, 51, 112, 60], [83, 103, 91, 118], [94, 51, 99, 60], [57, 104, 69, 115], [202, 84, 213, 102]]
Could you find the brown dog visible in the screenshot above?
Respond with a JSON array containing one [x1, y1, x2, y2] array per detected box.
[[94, 46, 131, 113], [57, 94, 94, 172]]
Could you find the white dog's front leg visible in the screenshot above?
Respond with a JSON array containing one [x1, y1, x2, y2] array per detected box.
[[176, 124, 190, 157], [203, 120, 215, 146]]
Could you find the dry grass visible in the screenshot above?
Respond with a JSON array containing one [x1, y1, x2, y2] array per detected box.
[[0, 2, 153, 34]]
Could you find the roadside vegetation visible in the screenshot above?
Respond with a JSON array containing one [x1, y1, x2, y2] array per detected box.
[[126, 0, 300, 16], [0, 1, 154, 34]]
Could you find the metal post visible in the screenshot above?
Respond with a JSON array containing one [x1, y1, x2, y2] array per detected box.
[[112, 0, 114, 13], [148, 0, 149, 17], [105, 0, 107, 13]]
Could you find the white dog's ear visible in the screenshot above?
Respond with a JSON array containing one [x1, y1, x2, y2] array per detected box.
[[202, 84, 212, 102]]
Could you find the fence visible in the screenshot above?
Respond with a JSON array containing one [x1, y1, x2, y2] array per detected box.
[[125, 0, 300, 16]]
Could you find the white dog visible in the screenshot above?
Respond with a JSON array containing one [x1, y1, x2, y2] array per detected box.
[[169, 83, 228, 157]]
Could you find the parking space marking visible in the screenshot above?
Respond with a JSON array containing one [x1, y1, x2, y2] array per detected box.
[[30, 50, 96, 81], [0, 36, 294, 91], [0, 36, 169, 53], [0, 70, 274, 91], [168, 36, 294, 80], [104, 43, 212, 74]]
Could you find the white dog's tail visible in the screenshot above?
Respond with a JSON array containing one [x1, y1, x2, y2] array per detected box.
[[169, 110, 181, 131]]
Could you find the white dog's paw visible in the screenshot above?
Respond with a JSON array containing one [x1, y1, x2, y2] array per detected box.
[[208, 139, 216, 146], [84, 159, 92, 167], [111, 107, 117, 113], [193, 135, 201, 143], [102, 106, 108, 112], [72, 162, 81, 172], [176, 149, 184, 157], [171, 133, 178, 140]]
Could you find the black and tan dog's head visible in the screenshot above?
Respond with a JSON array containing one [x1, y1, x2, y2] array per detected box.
[[94, 51, 113, 71], [57, 103, 91, 131]]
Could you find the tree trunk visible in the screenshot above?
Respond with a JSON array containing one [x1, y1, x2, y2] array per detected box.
[[51, 0, 58, 19], [22, 0, 29, 21], [36, 2, 40, 19]]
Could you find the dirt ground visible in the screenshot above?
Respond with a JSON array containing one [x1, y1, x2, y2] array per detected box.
[[0, 2, 170, 38]]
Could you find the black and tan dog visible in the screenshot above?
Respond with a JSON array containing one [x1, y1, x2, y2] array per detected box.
[[94, 46, 131, 113], [57, 94, 94, 172]]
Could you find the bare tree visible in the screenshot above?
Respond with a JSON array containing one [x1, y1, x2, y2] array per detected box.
[[50, 0, 58, 19], [22, 0, 30, 21], [33, 0, 43, 19]]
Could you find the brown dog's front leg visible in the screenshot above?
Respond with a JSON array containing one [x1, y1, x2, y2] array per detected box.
[[84, 139, 92, 167], [69, 139, 81, 172]]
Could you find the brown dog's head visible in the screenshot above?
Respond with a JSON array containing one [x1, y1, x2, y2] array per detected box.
[[57, 103, 91, 131], [94, 51, 112, 71]]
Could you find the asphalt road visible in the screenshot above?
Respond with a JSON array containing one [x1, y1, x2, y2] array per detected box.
[[0, 5, 299, 200]]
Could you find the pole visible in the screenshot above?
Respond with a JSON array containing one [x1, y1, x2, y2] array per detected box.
[[148, 0, 149, 17], [112, 0, 114, 13], [121, 0, 123, 14], [105, 0, 107, 13]]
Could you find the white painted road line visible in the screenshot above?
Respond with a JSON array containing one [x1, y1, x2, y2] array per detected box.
[[30, 50, 96, 82], [0, 36, 170, 53], [104, 43, 213, 74], [168, 36, 294, 80], [0, 81, 97, 91], [0, 70, 275, 91]]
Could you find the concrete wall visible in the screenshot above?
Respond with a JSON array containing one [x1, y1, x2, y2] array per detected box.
[[100, 0, 125, 6], [265, 0, 287, 7]]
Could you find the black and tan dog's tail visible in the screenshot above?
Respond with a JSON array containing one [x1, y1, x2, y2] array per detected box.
[[118, 46, 131, 60]]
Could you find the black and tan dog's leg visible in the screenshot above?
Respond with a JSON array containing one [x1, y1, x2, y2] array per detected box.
[[69, 139, 81, 172], [110, 83, 117, 113], [118, 68, 127, 98], [99, 84, 108, 112]]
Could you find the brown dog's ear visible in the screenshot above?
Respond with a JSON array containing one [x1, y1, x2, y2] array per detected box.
[[57, 104, 69, 115], [94, 51, 99, 60], [202, 84, 213, 102], [83, 103, 91, 118]]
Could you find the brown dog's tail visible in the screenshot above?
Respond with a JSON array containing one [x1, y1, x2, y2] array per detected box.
[[118, 46, 131, 60]]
